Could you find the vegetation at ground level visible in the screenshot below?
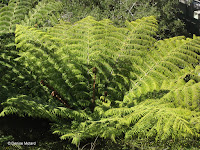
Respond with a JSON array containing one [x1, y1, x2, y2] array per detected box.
[[0, 0, 200, 149]]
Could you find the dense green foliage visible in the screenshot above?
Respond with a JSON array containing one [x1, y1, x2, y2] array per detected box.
[[0, 0, 200, 149], [60, 0, 187, 38]]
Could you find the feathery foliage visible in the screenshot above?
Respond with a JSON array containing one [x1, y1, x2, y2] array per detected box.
[[0, 2, 200, 148], [0, 0, 63, 104]]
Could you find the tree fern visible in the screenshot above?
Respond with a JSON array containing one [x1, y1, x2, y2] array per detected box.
[[1, 14, 200, 148]]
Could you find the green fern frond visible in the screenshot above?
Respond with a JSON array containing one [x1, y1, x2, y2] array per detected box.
[[162, 82, 200, 111], [124, 35, 200, 104], [0, 95, 56, 121], [51, 107, 90, 121], [124, 102, 199, 142], [0, 0, 34, 34], [21, 0, 63, 27]]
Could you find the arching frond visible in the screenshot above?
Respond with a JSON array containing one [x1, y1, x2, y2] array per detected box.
[[0, 14, 199, 148]]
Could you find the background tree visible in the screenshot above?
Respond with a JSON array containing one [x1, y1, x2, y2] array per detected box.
[[60, 0, 187, 39]]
